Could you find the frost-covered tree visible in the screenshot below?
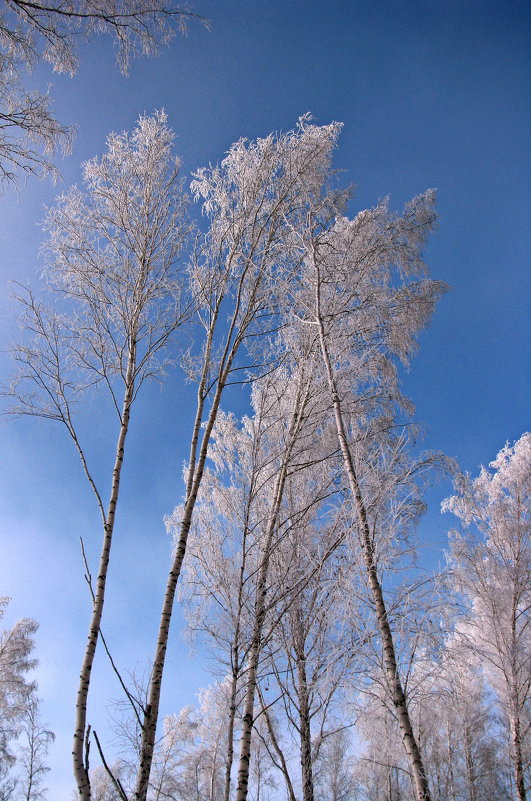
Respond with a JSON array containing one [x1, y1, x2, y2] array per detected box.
[[313, 728, 358, 801], [230, 364, 336, 801], [5, 111, 189, 800], [0, 598, 38, 791], [136, 117, 343, 800], [262, 495, 354, 801], [16, 697, 55, 801], [354, 692, 411, 801], [176, 352, 340, 801], [0, 599, 53, 801], [417, 650, 510, 801], [443, 433, 531, 801], [0, 0, 205, 185], [287, 188, 446, 801]]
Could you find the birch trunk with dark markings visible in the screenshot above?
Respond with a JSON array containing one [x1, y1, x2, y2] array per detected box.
[[296, 193, 442, 801], [73, 342, 136, 798], [315, 277, 432, 801]]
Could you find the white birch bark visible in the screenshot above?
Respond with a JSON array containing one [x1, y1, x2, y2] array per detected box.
[[73, 343, 136, 798]]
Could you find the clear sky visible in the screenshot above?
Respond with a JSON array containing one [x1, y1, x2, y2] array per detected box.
[[0, 0, 529, 796]]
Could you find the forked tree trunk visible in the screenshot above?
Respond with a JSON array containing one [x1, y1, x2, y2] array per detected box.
[[134, 234, 276, 800], [314, 274, 432, 801], [73, 343, 136, 800]]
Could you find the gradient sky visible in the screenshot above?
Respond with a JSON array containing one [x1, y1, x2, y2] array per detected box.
[[0, 0, 529, 796]]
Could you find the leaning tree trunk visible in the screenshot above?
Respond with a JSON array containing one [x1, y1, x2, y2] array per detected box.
[[73, 342, 136, 800], [314, 275, 432, 801], [134, 366, 229, 801]]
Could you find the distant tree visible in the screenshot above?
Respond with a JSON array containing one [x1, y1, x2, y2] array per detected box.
[[0, 598, 38, 792], [417, 649, 510, 801], [88, 764, 126, 801], [0, 599, 53, 801], [443, 433, 531, 801], [0, 0, 206, 185], [16, 697, 55, 801], [313, 728, 358, 801], [354, 691, 410, 801], [5, 112, 189, 800]]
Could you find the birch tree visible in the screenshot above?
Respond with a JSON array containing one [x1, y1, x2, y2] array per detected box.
[[288, 190, 446, 801], [177, 352, 340, 801], [443, 433, 531, 801], [229, 362, 337, 801], [134, 117, 343, 800], [0, 0, 205, 184], [5, 112, 189, 799], [176, 398, 281, 801]]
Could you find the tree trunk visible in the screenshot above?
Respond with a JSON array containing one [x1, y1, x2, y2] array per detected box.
[[73, 344, 136, 800], [223, 505, 252, 801], [314, 270, 432, 801], [294, 611, 314, 801], [510, 714, 527, 801], [510, 594, 527, 801], [134, 369, 229, 801], [223, 667, 240, 801]]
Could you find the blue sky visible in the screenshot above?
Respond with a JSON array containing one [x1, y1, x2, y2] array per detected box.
[[0, 0, 529, 795]]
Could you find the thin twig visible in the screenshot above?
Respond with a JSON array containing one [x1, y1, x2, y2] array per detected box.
[[92, 729, 129, 801]]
